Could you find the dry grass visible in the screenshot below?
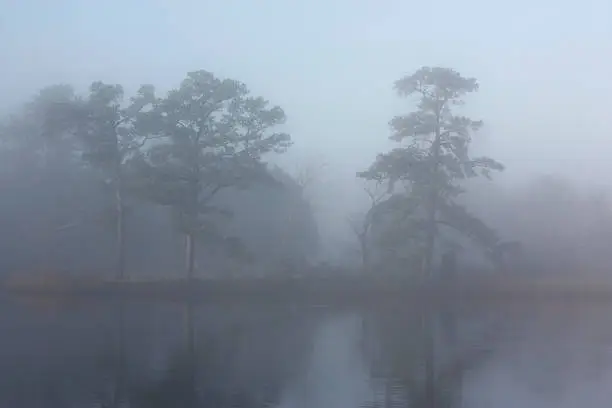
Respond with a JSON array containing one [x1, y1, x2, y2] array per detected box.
[[4, 271, 612, 302], [3, 271, 107, 293]]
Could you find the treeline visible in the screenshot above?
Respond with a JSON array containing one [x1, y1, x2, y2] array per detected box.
[[0, 65, 522, 281], [350, 67, 512, 276], [0, 71, 319, 280], [464, 175, 612, 276]]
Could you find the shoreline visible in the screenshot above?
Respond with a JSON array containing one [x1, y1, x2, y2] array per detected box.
[[5, 276, 612, 303]]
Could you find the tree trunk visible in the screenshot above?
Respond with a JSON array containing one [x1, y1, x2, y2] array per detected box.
[[422, 105, 443, 278], [441, 251, 457, 281], [360, 237, 369, 271], [422, 211, 437, 278], [116, 188, 126, 281], [184, 177, 199, 280], [185, 233, 196, 280]]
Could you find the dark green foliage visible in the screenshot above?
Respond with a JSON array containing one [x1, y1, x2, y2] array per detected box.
[[0, 70, 317, 279], [131, 70, 292, 277], [41, 81, 159, 279], [358, 67, 505, 274], [134, 70, 290, 222], [361, 67, 503, 198], [76, 82, 157, 169]]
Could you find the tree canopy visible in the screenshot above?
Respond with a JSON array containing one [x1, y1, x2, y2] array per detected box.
[[130, 70, 292, 278], [0, 65, 517, 281], [358, 67, 505, 276], [0, 69, 320, 280]]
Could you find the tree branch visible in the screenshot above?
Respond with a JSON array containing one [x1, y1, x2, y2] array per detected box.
[[131, 134, 167, 150], [200, 184, 227, 204]]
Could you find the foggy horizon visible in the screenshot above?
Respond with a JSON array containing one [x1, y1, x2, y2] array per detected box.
[[2, 0, 612, 271], [5, 3, 612, 407]]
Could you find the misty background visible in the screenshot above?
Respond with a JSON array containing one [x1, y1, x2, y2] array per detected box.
[[2, 0, 612, 277]]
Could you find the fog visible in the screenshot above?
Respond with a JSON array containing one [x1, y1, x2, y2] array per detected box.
[[2, 0, 612, 279]]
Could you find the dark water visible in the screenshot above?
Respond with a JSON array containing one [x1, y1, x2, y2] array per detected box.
[[1, 296, 611, 408]]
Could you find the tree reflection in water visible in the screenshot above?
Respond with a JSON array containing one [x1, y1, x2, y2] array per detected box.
[[121, 301, 316, 408], [0, 298, 503, 408], [361, 304, 498, 408]]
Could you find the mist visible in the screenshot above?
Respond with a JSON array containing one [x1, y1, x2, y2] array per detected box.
[[5, 3, 612, 408], [1, 0, 612, 281]]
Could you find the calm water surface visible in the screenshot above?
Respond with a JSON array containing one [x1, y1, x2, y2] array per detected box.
[[1, 296, 611, 407]]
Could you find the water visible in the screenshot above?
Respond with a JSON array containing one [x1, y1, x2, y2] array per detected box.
[[1, 296, 611, 407]]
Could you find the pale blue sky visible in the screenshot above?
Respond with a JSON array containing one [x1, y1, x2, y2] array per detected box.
[[2, 0, 611, 248]]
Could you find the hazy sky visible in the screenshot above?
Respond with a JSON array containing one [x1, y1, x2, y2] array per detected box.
[[2, 0, 612, 248]]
